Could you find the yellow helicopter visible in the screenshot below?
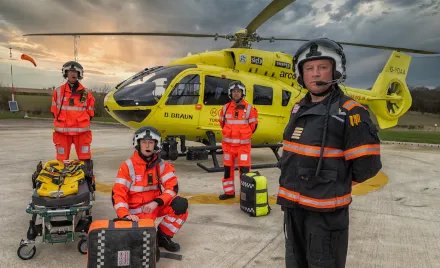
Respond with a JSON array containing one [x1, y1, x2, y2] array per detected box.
[[24, 0, 439, 172]]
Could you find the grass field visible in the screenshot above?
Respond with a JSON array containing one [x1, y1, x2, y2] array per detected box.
[[378, 129, 440, 144]]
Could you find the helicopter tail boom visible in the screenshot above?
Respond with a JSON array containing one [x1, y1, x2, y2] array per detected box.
[[365, 51, 412, 129]]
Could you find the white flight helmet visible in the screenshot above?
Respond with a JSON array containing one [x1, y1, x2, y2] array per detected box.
[[62, 61, 84, 80], [228, 81, 246, 99], [293, 38, 347, 88]]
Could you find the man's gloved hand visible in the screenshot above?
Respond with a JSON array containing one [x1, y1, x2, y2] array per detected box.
[[171, 196, 188, 215]]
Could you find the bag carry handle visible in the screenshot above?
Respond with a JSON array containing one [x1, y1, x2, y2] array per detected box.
[[109, 218, 139, 228]]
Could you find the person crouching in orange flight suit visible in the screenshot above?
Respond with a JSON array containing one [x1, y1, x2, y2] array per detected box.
[[50, 61, 96, 189], [218, 81, 258, 200], [112, 126, 189, 252]]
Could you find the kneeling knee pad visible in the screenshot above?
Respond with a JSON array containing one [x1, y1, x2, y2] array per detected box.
[[171, 196, 188, 215]]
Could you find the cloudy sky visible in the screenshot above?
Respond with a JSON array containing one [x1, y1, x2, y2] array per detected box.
[[0, 0, 439, 91]]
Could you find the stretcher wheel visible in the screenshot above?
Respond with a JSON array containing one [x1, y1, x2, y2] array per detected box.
[[17, 244, 36, 260], [77, 238, 87, 254]]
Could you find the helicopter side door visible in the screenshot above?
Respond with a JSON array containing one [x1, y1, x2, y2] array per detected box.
[[197, 74, 244, 140], [250, 82, 289, 144], [156, 71, 202, 136]]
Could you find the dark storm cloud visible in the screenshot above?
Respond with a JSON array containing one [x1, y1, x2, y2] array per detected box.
[[0, 0, 439, 89]]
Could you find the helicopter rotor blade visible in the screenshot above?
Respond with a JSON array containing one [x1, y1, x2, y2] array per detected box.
[[245, 0, 296, 34], [231, 0, 296, 48], [260, 37, 439, 54], [23, 32, 228, 39]]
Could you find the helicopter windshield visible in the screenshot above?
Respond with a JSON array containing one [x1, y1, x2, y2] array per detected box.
[[113, 64, 196, 106]]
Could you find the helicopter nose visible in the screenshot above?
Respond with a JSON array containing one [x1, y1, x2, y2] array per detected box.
[[104, 90, 152, 125], [113, 109, 152, 123]]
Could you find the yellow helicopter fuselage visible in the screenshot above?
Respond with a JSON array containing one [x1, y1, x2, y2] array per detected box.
[[103, 47, 412, 144]]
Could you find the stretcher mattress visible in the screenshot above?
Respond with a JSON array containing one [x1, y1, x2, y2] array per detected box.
[[32, 181, 91, 207]]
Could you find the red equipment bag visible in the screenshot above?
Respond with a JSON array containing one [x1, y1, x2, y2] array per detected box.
[[86, 218, 158, 268]]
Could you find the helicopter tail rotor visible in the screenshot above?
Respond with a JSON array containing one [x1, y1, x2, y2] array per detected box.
[[367, 51, 413, 129]]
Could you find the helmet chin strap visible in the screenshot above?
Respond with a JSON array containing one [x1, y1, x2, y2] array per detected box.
[[310, 85, 334, 97], [234, 98, 242, 103]]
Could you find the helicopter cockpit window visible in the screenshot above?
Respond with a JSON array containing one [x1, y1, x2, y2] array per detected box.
[[113, 65, 196, 107], [165, 74, 201, 105], [253, 85, 273, 105], [282, 90, 291, 106], [204, 75, 237, 105]]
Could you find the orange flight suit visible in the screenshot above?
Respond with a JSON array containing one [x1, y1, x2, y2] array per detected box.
[[50, 82, 95, 161], [218, 99, 258, 195], [112, 151, 189, 238]]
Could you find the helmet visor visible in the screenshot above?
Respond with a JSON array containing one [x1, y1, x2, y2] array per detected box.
[[229, 82, 245, 91]]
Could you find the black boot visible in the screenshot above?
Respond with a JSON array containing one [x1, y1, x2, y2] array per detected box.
[[157, 229, 180, 252], [219, 193, 235, 200]]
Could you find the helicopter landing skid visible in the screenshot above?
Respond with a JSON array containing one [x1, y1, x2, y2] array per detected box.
[[191, 131, 282, 173]]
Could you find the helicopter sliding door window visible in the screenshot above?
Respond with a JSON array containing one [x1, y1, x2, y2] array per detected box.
[[165, 74, 201, 105], [282, 90, 291, 106], [253, 85, 273, 105], [203, 75, 238, 105]]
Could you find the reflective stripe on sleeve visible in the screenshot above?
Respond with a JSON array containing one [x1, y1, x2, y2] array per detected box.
[[342, 100, 367, 111], [115, 178, 131, 189], [114, 202, 129, 210], [163, 189, 176, 197], [161, 172, 175, 184], [283, 140, 344, 158], [344, 144, 380, 160]]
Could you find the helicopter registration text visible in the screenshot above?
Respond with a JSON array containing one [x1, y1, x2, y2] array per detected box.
[[164, 112, 193, 120], [389, 66, 406, 75]]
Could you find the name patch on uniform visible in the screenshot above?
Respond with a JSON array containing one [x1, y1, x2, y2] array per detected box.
[[291, 127, 303, 140], [349, 114, 361, 126], [291, 104, 300, 114], [135, 175, 142, 182]]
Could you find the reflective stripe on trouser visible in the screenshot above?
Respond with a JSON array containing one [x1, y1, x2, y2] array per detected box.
[[54, 126, 91, 133], [158, 212, 188, 238], [53, 131, 92, 160], [222, 177, 235, 195]]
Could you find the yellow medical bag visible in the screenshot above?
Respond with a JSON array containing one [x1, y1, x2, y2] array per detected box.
[[240, 171, 271, 217]]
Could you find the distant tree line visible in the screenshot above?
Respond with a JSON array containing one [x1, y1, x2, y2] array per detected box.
[[409, 87, 440, 115]]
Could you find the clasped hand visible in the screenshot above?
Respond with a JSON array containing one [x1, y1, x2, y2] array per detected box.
[[141, 201, 158, 214], [124, 201, 158, 222]]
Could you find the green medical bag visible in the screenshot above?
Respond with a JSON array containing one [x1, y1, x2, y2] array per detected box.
[[240, 171, 271, 217]]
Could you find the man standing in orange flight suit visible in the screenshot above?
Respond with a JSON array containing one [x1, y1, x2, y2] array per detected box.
[[50, 61, 96, 188], [218, 81, 258, 200]]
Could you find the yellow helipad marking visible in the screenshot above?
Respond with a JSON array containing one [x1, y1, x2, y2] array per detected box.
[[96, 171, 388, 205]]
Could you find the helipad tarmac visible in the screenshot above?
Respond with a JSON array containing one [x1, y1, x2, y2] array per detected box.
[[0, 119, 439, 268]]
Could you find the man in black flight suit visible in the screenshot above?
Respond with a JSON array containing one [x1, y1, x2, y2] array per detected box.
[[277, 38, 382, 268]]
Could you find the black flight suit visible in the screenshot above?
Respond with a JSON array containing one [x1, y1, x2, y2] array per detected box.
[[277, 85, 382, 268]]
